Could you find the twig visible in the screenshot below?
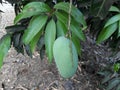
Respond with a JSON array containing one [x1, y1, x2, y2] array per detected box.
[[67, 0, 72, 38]]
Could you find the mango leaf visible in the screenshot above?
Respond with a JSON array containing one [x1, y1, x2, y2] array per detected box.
[[106, 78, 120, 90], [118, 20, 120, 37], [25, 45, 32, 58], [72, 34, 81, 56], [56, 20, 67, 37], [12, 33, 21, 48], [5, 25, 26, 34], [97, 22, 118, 43], [29, 30, 43, 53], [70, 20, 86, 41], [90, 0, 114, 19], [12, 33, 24, 54], [14, 2, 51, 24], [104, 14, 120, 28], [37, 36, 45, 51], [55, 11, 68, 25], [40, 47, 45, 60], [55, 11, 85, 41], [54, 2, 86, 27], [45, 19, 56, 63], [22, 15, 48, 45], [37, 36, 45, 60], [0, 35, 11, 68], [109, 6, 120, 12], [22, 2, 50, 12]]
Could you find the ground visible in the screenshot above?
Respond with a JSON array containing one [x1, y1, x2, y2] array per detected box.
[[0, 2, 120, 90]]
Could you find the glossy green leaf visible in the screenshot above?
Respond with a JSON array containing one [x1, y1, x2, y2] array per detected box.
[[118, 20, 120, 37], [54, 2, 86, 27], [0, 35, 11, 68], [72, 34, 81, 56], [29, 30, 43, 53], [109, 6, 120, 12], [14, 2, 51, 24], [70, 20, 86, 41], [22, 15, 48, 45], [55, 11, 68, 25], [104, 14, 120, 28], [55, 11, 85, 41], [97, 22, 118, 43], [56, 20, 67, 37], [45, 19, 56, 63], [106, 78, 120, 90]]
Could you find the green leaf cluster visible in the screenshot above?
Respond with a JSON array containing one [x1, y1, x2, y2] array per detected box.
[[0, 1, 86, 78], [0, 35, 11, 68], [97, 6, 120, 43]]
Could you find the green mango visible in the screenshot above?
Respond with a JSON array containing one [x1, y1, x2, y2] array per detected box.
[[53, 36, 78, 78]]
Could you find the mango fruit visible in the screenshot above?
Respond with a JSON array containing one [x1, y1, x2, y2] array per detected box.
[[53, 36, 78, 78]]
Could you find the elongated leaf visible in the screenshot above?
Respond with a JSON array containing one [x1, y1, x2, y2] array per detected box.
[[22, 15, 48, 45], [55, 11, 68, 25], [55, 11, 85, 41], [40, 47, 45, 60], [54, 2, 86, 27], [56, 20, 67, 37], [25, 45, 32, 58], [118, 20, 120, 37], [72, 34, 81, 56], [29, 30, 43, 53], [90, 0, 114, 19], [97, 22, 118, 43], [70, 20, 86, 41], [0, 35, 11, 68], [109, 6, 120, 12], [5, 25, 26, 34], [13, 33, 21, 48], [22, 2, 51, 12], [104, 14, 120, 28], [106, 78, 120, 90], [37, 36, 45, 51], [12, 33, 24, 54], [45, 19, 56, 63], [14, 2, 51, 24]]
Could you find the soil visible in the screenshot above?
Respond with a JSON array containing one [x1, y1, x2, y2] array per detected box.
[[0, 2, 120, 90]]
